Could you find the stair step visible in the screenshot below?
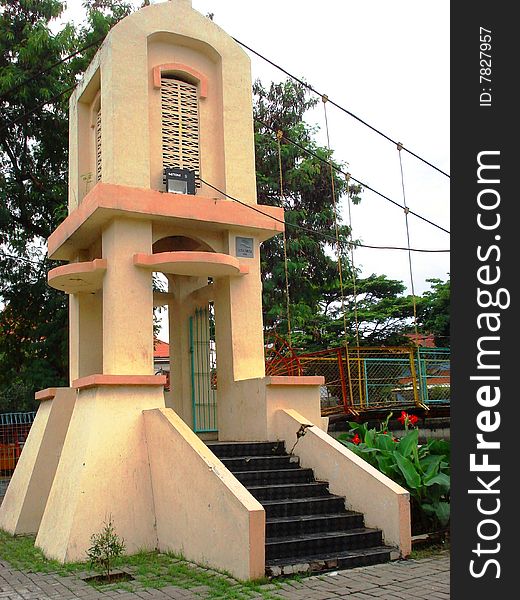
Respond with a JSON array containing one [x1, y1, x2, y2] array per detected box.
[[219, 455, 300, 472], [234, 468, 314, 486], [265, 545, 395, 576], [261, 495, 347, 518], [266, 512, 364, 538], [265, 528, 384, 560], [206, 441, 286, 458], [205, 441, 394, 574], [247, 481, 330, 501]]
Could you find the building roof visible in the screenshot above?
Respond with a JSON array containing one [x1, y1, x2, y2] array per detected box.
[[406, 333, 436, 348], [154, 339, 170, 359]]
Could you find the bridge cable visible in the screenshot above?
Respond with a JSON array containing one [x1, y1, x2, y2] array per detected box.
[[234, 36, 450, 179], [397, 142, 424, 409], [255, 118, 450, 236], [276, 129, 293, 344], [322, 95, 359, 411]]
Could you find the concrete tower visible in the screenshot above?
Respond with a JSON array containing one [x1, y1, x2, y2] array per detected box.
[[0, 0, 329, 579]]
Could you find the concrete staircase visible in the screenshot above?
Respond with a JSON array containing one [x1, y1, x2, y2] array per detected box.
[[206, 441, 397, 576]]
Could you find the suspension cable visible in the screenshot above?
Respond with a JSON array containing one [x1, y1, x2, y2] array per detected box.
[[255, 118, 450, 235], [234, 36, 450, 178], [397, 142, 419, 343], [345, 174, 360, 347], [321, 95, 360, 410], [199, 177, 449, 253], [322, 96, 348, 347], [276, 129, 292, 343]]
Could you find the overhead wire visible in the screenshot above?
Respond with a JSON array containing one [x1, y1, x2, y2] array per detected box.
[[0, 37, 102, 102], [0, 83, 76, 136], [255, 117, 450, 235], [276, 129, 292, 342], [0, 252, 43, 266], [397, 142, 420, 341], [233, 37, 450, 179], [198, 177, 449, 253]]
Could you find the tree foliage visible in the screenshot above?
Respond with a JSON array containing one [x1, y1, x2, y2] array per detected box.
[[254, 80, 358, 344], [0, 3, 449, 412], [417, 277, 450, 347], [253, 79, 419, 351], [0, 0, 131, 412]]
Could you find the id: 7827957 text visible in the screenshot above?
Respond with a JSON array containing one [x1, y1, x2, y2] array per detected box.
[[480, 27, 492, 107]]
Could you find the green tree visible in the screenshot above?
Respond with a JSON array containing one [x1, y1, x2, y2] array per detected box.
[[0, 0, 131, 412], [418, 277, 450, 347], [1, 6, 424, 413], [254, 79, 360, 345], [254, 79, 417, 350]]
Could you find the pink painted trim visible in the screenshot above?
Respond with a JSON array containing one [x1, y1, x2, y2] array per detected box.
[[73, 374, 167, 390], [48, 258, 107, 281], [133, 251, 248, 276], [153, 63, 208, 98], [35, 388, 57, 401], [48, 183, 284, 260], [266, 376, 325, 386]]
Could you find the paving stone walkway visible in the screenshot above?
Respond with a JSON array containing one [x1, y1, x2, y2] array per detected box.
[[0, 554, 449, 599]]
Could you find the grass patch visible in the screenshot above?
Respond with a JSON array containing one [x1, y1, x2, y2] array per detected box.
[[0, 529, 283, 599], [410, 538, 450, 560], [0, 530, 85, 576]]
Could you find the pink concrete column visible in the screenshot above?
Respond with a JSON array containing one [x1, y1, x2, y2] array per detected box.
[[102, 217, 154, 375]]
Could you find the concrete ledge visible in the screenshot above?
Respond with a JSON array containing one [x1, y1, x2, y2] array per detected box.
[[47, 259, 107, 294], [72, 374, 166, 389], [143, 408, 265, 580], [273, 408, 411, 557], [0, 388, 76, 535], [35, 388, 58, 401], [266, 376, 325, 386], [133, 251, 248, 277], [49, 183, 284, 260]]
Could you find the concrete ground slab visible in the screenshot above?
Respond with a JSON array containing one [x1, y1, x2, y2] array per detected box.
[[0, 554, 449, 599]]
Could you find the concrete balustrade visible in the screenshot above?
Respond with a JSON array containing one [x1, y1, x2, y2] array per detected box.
[[273, 408, 412, 557]]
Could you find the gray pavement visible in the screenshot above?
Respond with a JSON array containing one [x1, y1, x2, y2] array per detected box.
[[0, 554, 450, 600]]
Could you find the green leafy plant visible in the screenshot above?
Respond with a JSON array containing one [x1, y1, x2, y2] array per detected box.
[[87, 516, 126, 582], [338, 412, 450, 534]]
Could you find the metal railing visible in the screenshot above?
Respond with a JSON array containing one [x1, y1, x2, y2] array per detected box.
[[416, 347, 451, 405], [265, 342, 451, 415], [190, 307, 218, 433], [1, 411, 36, 474]]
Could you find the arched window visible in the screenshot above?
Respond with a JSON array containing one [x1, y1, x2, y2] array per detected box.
[[160, 76, 200, 181]]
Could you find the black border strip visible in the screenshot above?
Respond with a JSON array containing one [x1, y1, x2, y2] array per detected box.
[[451, 4, 514, 596]]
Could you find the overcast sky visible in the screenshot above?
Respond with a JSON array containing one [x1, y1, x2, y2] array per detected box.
[[186, 0, 451, 295], [61, 0, 450, 338]]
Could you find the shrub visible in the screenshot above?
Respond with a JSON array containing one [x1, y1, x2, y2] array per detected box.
[[87, 515, 126, 582], [338, 412, 450, 534]]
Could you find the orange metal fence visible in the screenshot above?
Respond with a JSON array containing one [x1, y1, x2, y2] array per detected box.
[[265, 342, 450, 415], [0, 412, 35, 474]]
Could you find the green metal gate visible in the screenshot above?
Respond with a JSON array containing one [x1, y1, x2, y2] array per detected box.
[[189, 306, 217, 432], [416, 347, 451, 405]]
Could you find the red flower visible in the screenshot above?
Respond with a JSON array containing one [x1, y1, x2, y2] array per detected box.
[[352, 433, 361, 445], [397, 411, 408, 425], [409, 414, 419, 426]]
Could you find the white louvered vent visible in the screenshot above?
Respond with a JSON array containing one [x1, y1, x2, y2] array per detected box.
[[161, 78, 200, 182], [95, 108, 102, 182]]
